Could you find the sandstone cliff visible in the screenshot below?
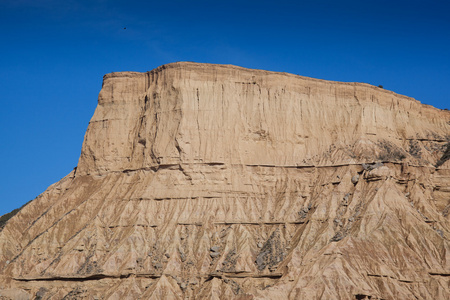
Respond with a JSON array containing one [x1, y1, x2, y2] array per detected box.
[[0, 62, 449, 299]]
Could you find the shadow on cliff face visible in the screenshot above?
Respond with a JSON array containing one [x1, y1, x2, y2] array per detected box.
[[436, 142, 450, 167]]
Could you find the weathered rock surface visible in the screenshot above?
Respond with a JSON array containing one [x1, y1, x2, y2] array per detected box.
[[0, 62, 449, 299]]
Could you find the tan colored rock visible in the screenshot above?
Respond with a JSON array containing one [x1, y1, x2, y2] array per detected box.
[[0, 62, 449, 299]]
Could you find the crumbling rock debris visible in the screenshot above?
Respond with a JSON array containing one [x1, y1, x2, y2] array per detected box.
[[436, 142, 450, 167], [35, 287, 47, 300], [330, 231, 346, 242], [351, 174, 360, 184], [62, 288, 87, 300], [221, 249, 238, 273], [362, 161, 384, 171], [0, 62, 449, 299], [255, 229, 286, 271]]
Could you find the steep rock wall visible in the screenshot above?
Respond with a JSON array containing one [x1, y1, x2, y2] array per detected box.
[[77, 62, 448, 175]]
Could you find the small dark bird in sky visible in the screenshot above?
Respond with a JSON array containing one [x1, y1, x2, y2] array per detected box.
[[123, 27, 126, 30]]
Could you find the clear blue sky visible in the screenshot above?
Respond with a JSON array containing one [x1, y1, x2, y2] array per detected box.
[[1, 0, 449, 216]]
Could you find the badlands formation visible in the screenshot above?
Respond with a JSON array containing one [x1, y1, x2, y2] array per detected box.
[[0, 62, 449, 299]]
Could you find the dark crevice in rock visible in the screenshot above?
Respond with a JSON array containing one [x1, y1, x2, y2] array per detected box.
[[205, 273, 282, 280], [354, 294, 379, 300], [14, 274, 132, 282], [429, 272, 450, 277]]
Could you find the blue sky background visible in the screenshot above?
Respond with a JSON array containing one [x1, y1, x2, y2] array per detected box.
[[1, 0, 449, 216]]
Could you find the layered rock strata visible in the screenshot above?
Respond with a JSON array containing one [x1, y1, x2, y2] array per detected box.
[[0, 62, 449, 299]]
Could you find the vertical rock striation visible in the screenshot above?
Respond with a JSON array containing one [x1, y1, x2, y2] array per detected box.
[[1, 62, 449, 299]]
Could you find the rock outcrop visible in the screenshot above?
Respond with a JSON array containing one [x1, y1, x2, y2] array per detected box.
[[0, 62, 449, 299]]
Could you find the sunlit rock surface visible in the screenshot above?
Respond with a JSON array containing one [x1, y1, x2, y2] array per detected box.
[[0, 62, 449, 299]]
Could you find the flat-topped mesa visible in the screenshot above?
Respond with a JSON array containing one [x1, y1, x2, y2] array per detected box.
[[76, 62, 449, 176], [1, 63, 449, 300]]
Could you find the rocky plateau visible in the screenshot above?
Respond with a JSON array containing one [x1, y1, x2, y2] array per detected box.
[[0, 62, 449, 299]]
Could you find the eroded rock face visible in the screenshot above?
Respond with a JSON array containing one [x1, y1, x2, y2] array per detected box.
[[0, 62, 449, 299]]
